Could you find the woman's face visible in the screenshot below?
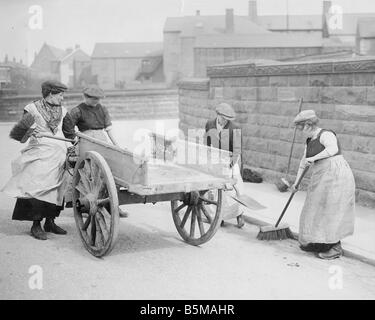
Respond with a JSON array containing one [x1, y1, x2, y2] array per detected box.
[[84, 96, 100, 107], [217, 114, 228, 127], [296, 122, 316, 137], [46, 92, 64, 105]]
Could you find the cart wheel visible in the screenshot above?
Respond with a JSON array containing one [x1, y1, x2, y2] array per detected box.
[[72, 151, 119, 257], [171, 189, 223, 246]]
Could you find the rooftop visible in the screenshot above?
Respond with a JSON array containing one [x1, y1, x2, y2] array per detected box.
[[194, 33, 324, 48], [92, 42, 163, 58], [164, 15, 270, 37]]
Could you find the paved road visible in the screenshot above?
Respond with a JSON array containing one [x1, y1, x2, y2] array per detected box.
[[0, 121, 375, 299]]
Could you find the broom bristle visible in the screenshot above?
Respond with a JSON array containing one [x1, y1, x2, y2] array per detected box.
[[257, 226, 294, 240]]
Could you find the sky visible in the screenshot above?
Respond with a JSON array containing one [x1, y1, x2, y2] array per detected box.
[[1, 0, 375, 66]]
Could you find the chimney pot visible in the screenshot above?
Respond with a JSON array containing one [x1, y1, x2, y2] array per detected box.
[[196, 10, 200, 16]]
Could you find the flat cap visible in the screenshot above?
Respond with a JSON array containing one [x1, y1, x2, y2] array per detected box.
[[215, 102, 236, 120], [41, 80, 67, 93], [83, 85, 105, 98], [293, 110, 318, 124]]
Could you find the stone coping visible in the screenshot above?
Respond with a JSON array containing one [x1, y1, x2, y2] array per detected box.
[[207, 56, 375, 78], [0, 88, 178, 100], [178, 78, 209, 91]]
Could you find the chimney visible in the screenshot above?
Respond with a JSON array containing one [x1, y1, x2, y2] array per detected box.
[[225, 8, 234, 33], [322, 1, 332, 38], [65, 47, 73, 55], [75, 44, 80, 50], [248, 1, 258, 23], [4, 54, 8, 63], [196, 10, 200, 16]]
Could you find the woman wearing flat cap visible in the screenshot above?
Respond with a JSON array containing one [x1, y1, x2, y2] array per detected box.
[[291, 110, 355, 259], [205, 102, 245, 228], [66, 84, 129, 217], [2, 80, 74, 240], [67, 84, 119, 146]]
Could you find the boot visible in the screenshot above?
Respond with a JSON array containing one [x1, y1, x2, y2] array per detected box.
[[236, 214, 245, 228], [317, 242, 343, 260], [119, 207, 129, 218], [31, 221, 47, 240], [44, 218, 67, 235]]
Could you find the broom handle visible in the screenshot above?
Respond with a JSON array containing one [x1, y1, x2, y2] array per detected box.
[[275, 166, 309, 227], [285, 98, 303, 178]]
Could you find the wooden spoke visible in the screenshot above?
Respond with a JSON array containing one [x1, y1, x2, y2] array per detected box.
[[95, 217, 105, 249], [75, 183, 88, 196], [180, 206, 192, 229], [101, 206, 111, 218], [96, 209, 109, 240], [97, 198, 110, 207], [195, 207, 205, 236], [78, 168, 92, 193], [90, 216, 96, 246], [190, 208, 196, 238], [199, 196, 218, 206], [90, 161, 100, 186], [82, 215, 91, 231], [200, 204, 213, 224], [174, 203, 186, 214]]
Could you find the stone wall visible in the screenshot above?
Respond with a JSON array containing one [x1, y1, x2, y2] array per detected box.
[[0, 89, 178, 122], [178, 57, 375, 208]]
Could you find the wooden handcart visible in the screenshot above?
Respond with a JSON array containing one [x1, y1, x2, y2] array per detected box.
[[71, 132, 236, 257]]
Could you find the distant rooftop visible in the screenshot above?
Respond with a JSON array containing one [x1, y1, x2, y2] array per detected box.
[[164, 15, 270, 37], [257, 13, 375, 35], [92, 42, 163, 58], [194, 33, 324, 48]]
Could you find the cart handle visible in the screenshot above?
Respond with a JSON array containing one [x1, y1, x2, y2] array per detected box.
[[39, 133, 75, 143]]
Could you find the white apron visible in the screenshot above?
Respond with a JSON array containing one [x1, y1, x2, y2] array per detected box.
[[2, 103, 69, 206]]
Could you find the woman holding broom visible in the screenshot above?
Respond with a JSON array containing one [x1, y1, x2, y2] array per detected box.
[[291, 110, 355, 260]]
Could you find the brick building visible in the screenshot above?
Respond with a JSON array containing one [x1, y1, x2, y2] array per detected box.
[[31, 43, 91, 88], [91, 42, 164, 90]]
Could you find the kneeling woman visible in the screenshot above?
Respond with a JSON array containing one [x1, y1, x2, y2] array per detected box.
[[292, 110, 355, 259]]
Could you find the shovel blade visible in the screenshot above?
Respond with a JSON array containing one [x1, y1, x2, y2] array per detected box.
[[230, 194, 267, 211]]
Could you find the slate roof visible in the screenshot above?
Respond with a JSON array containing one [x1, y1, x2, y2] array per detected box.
[[194, 33, 324, 48], [91, 43, 163, 58], [257, 13, 375, 35]]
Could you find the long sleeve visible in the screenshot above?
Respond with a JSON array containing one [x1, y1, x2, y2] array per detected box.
[[62, 112, 76, 140], [9, 111, 35, 143]]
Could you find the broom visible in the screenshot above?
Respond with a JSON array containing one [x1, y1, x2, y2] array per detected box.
[[275, 98, 303, 192], [257, 166, 309, 240]]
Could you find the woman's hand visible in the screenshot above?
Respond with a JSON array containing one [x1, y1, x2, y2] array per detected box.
[[31, 125, 44, 138], [290, 183, 298, 193], [305, 157, 316, 165]]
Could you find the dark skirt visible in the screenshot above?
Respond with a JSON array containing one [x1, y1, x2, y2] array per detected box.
[[12, 198, 63, 221]]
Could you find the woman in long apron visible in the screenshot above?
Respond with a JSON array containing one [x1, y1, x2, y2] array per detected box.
[[2, 80, 75, 240], [291, 110, 355, 259]]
